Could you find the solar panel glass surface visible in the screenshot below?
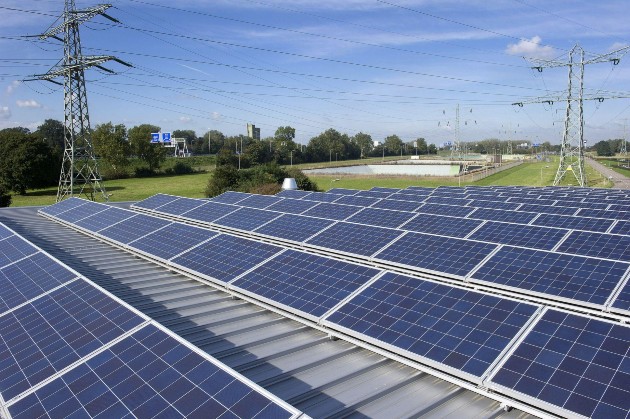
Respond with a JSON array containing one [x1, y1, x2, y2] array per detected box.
[[75, 207, 133, 232], [302, 192, 346, 203], [214, 207, 281, 231], [346, 207, 416, 229], [274, 189, 312, 199], [518, 204, 579, 216], [423, 196, 472, 207], [577, 208, 630, 221], [611, 220, 630, 235], [180, 201, 238, 223], [54, 201, 105, 223], [302, 202, 361, 220], [556, 231, 630, 262], [468, 222, 568, 250], [253, 214, 334, 243], [0, 225, 11, 241], [237, 194, 283, 209], [209, 191, 252, 204], [132, 194, 179, 211], [328, 188, 359, 195], [415, 203, 475, 218], [468, 208, 537, 224], [371, 199, 422, 212], [326, 272, 538, 377], [333, 195, 381, 207], [467, 200, 521, 211], [490, 309, 630, 418], [265, 198, 320, 214], [39, 197, 87, 217], [153, 197, 206, 216], [373, 233, 497, 277], [387, 193, 427, 203], [306, 222, 403, 257], [0, 236, 38, 268], [370, 187, 401, 193], [400, 214, 482, 238], [129, 223, 217, 260], [355, 190, 394, 199], [232, 249, 380, 318], [98, 214, 171, 244], [531, 213, 614, 233]]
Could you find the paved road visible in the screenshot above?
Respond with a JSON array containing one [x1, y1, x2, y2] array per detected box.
[[587, 157, 630, 190]]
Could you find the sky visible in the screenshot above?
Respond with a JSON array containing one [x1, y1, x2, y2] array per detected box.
[[1, 0, 629, 147]]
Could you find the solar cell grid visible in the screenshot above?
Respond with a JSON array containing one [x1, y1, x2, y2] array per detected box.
[[181, 201, 239, 223], [468, 208, 536, 224], [467, 200, 521, 211], [373, 232, 497, 278], [306, 222, 403, 257], [370, 187, 401, 193], [98, 214, 171, 244], [265, 198, 319, 214], [129, 223, 217, 261], [553, 200, 609, 210], [38, 197, 86, 217], [354, 190, 394, 199], [210, 191, 252, 204], [424, 196, 472, 207], [132, 194, 179, 211], [0, 252, 76, 314], [214, 207, 281, 231], [274, 189, 312, 199], [611, 220, 630, 235], [556, 231, 630, 262], [231, 249, 381, 318], [517, 203, 579, 216], [371, 198, 421, 212], [171, 235, 282, 284], [53, 201, 105, 223], [326, 272, 539, 378], [490, 309, 630, 418], [531, 213, 613, 233], [75, 207, 133, 232], [0, 279, 145, 400], [608, 203, 630, 212], [471, 246, 629, 306], [254, 214, 334, 243], [346, 207, 416, 229], [508, 197, 557, 206], [333, 195, 381, 207], [153, 197, 206, 216], [0, 225, 12, 241], [386, 193, 427, 203], [0, 236, 38, 268], [468, 222, 568, 250], [236, 194, 283, 209], [400, 213, 482, 238], [415, 203, 475, 218], [577, 208, 630, 221], [302, 202, 361, 220], [328, 188, 359, 195], [302, 192, 343, 203]]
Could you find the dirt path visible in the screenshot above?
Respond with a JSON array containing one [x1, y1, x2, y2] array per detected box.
[[586, 157, 630, 189]]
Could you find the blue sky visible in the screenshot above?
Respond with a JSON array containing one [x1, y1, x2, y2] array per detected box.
[[1, 0, 629, 146]]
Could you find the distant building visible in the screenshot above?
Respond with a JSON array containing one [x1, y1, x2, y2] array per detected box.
[[247, 123, 261, 140]]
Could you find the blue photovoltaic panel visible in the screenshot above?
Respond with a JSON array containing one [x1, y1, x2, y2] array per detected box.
[[129, 223, 217, 261], [210, 191, 252, 204], [577, 208, 630, 221], [608, 203, 630, 212], [556, 231, 630, 262], [75, 207, 133, 232], [468, 200, 521, 211], [53, 201, 105, 223], [253, 214, 334, 243], [0, 279, 144, 400], [0, 252, 76, 314], [328, 188, 359, 195], [518, 203, 579, 216], [355, 190, 394, 199], [232, 249, 380, 318], [406, 186, 434, 193], [171, 235, 282, 284], [0, 236, 38, 268], [9, 324, 295, 419], [181, 201, 238, 223], [265, 198, 320, 214], [423, 196, 472, 207], [400, 213, 482, 238], [132, 194, 179, 211], [371, 198, 422, 212], [302, 192, 344, 203], [507, 197, 557, 206], [306, 222, 403, 257], [237, 194, 283, 209], [531, 213, 613, 233], [346, 207, 416, 229], [214, 207, 281, 231], [373, 233, 497, 278], [611, 220, 630, 235], [153, 197, 206, 216], [416, 203, 475, 218], [370, 187, 401, 193], [39, 197, 87, 217], [302, 202, 361, 220], [98, 214, 171, 244], [468, 208, 537, 224], [471, 246, 629, 306], [0, 225, 13, 241], [333, 195, 381, 207], [275, 189, 312, 199], [468, 222, 568, 250], [491, 310, 630, 418], [326, 272, 538, 378], [386, 193, 427, 204], [611, 281, 630, 313]]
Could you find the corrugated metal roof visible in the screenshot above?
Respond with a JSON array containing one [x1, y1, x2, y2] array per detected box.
[[0, 205, 535, 419]]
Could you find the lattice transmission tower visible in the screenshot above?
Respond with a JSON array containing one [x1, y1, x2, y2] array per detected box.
[[26, 1, 130, 202], [514, 44, 629, 187]]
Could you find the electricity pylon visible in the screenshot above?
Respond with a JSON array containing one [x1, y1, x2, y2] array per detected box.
[[26, 1, 130, 202], [514, 44, 629, 186]]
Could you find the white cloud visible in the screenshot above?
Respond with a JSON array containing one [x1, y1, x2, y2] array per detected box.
[[211, 112, 222, 120], [16, 99, 42, 108], [179, 116, 192, 123], [506, 36, 555, 59], [0, 107, 11, 119], [6, 81, 20, 95]]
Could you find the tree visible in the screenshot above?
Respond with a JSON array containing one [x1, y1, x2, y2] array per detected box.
[[35, 119, 65, 153], [428, 144, 438, 154], [93, 122, 130, 179], [173, 129, 196, 150], [274, 126, 295, 143], [414, 138, 428, 155], [128, 124, 167, 172], [383, 135, 403, 156], [594, 140, 613, 157], [352, 132, 373, 158], [206, 130, 225, 154], [305, 129, 356, 163]]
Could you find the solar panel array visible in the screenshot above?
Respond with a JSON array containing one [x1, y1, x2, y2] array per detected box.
[[0, 217, 299, 418], [39, 184, 630, 419]]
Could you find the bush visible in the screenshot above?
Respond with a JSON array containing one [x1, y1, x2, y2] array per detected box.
[[172, 161, 194, 175], [134, 167, 156, 178], [205, 164, 239, 197], [249, 183, 281, 195], [0, 186, 11, 207], [286, 168, 319, 191]]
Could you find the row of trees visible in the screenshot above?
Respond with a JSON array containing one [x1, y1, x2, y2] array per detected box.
[[592, 139, 628, 156]]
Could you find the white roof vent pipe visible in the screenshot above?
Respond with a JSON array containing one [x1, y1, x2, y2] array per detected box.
[[281, 178, 298, 190]]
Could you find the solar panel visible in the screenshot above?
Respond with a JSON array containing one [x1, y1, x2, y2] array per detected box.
[[518, 204, 579, 216], [468, 208, 537, 224], [98, 214, 171, 244], [253, 214, 334, 243], [38, 197, 87, 217], [0, 225, 12, 241], [370, 187, 401, 193], [556, 231, 630, 262], [306, 222, 403, 257], [611, 220, 630, 235], [132, 194, 179, 211], [8, 324, 298, 419], [209, 191, 252, 204], [328, 188, 359, 195], [333, 195, 381, 207], [577, 208, 630, 221], [424, 196, 473, 207], [416, 203, 475, 218], [153, 197, 206, 216], [265, 198, 320, 214], [386, 193, 427, 203], [489, 309, 630, 418], [468, 222, 568, 250], [180, 201, 239, 223], [214, 207, 281, 231], [355, 190, 394, 199], [0, 279, 145, 400], [0, 252, 77, 314], [231, 249, 381, 319], [373, 233, 497, 278], [275, 189, 312, 199], [400, 214, 482, 238], [467, 200, 521, 211], [507, 197, 557, 206], [395, 188, 432, 196], [0, 236, 38, 268], [608, 203, 630, 212], [302, 202, 361, 220], [129, 223, 217, 261], [325, 272, 539, 380], [171, 235, 282, 284], [53, 201, 106, 223], [346, 207, 416, 229], [371, 198, 422, 212], [74, 207, 133, 232], [531, 213, 614, 233], [302, 192, 344, 203], [470, 246, 629, 306], [237, 194, 283, 209]]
